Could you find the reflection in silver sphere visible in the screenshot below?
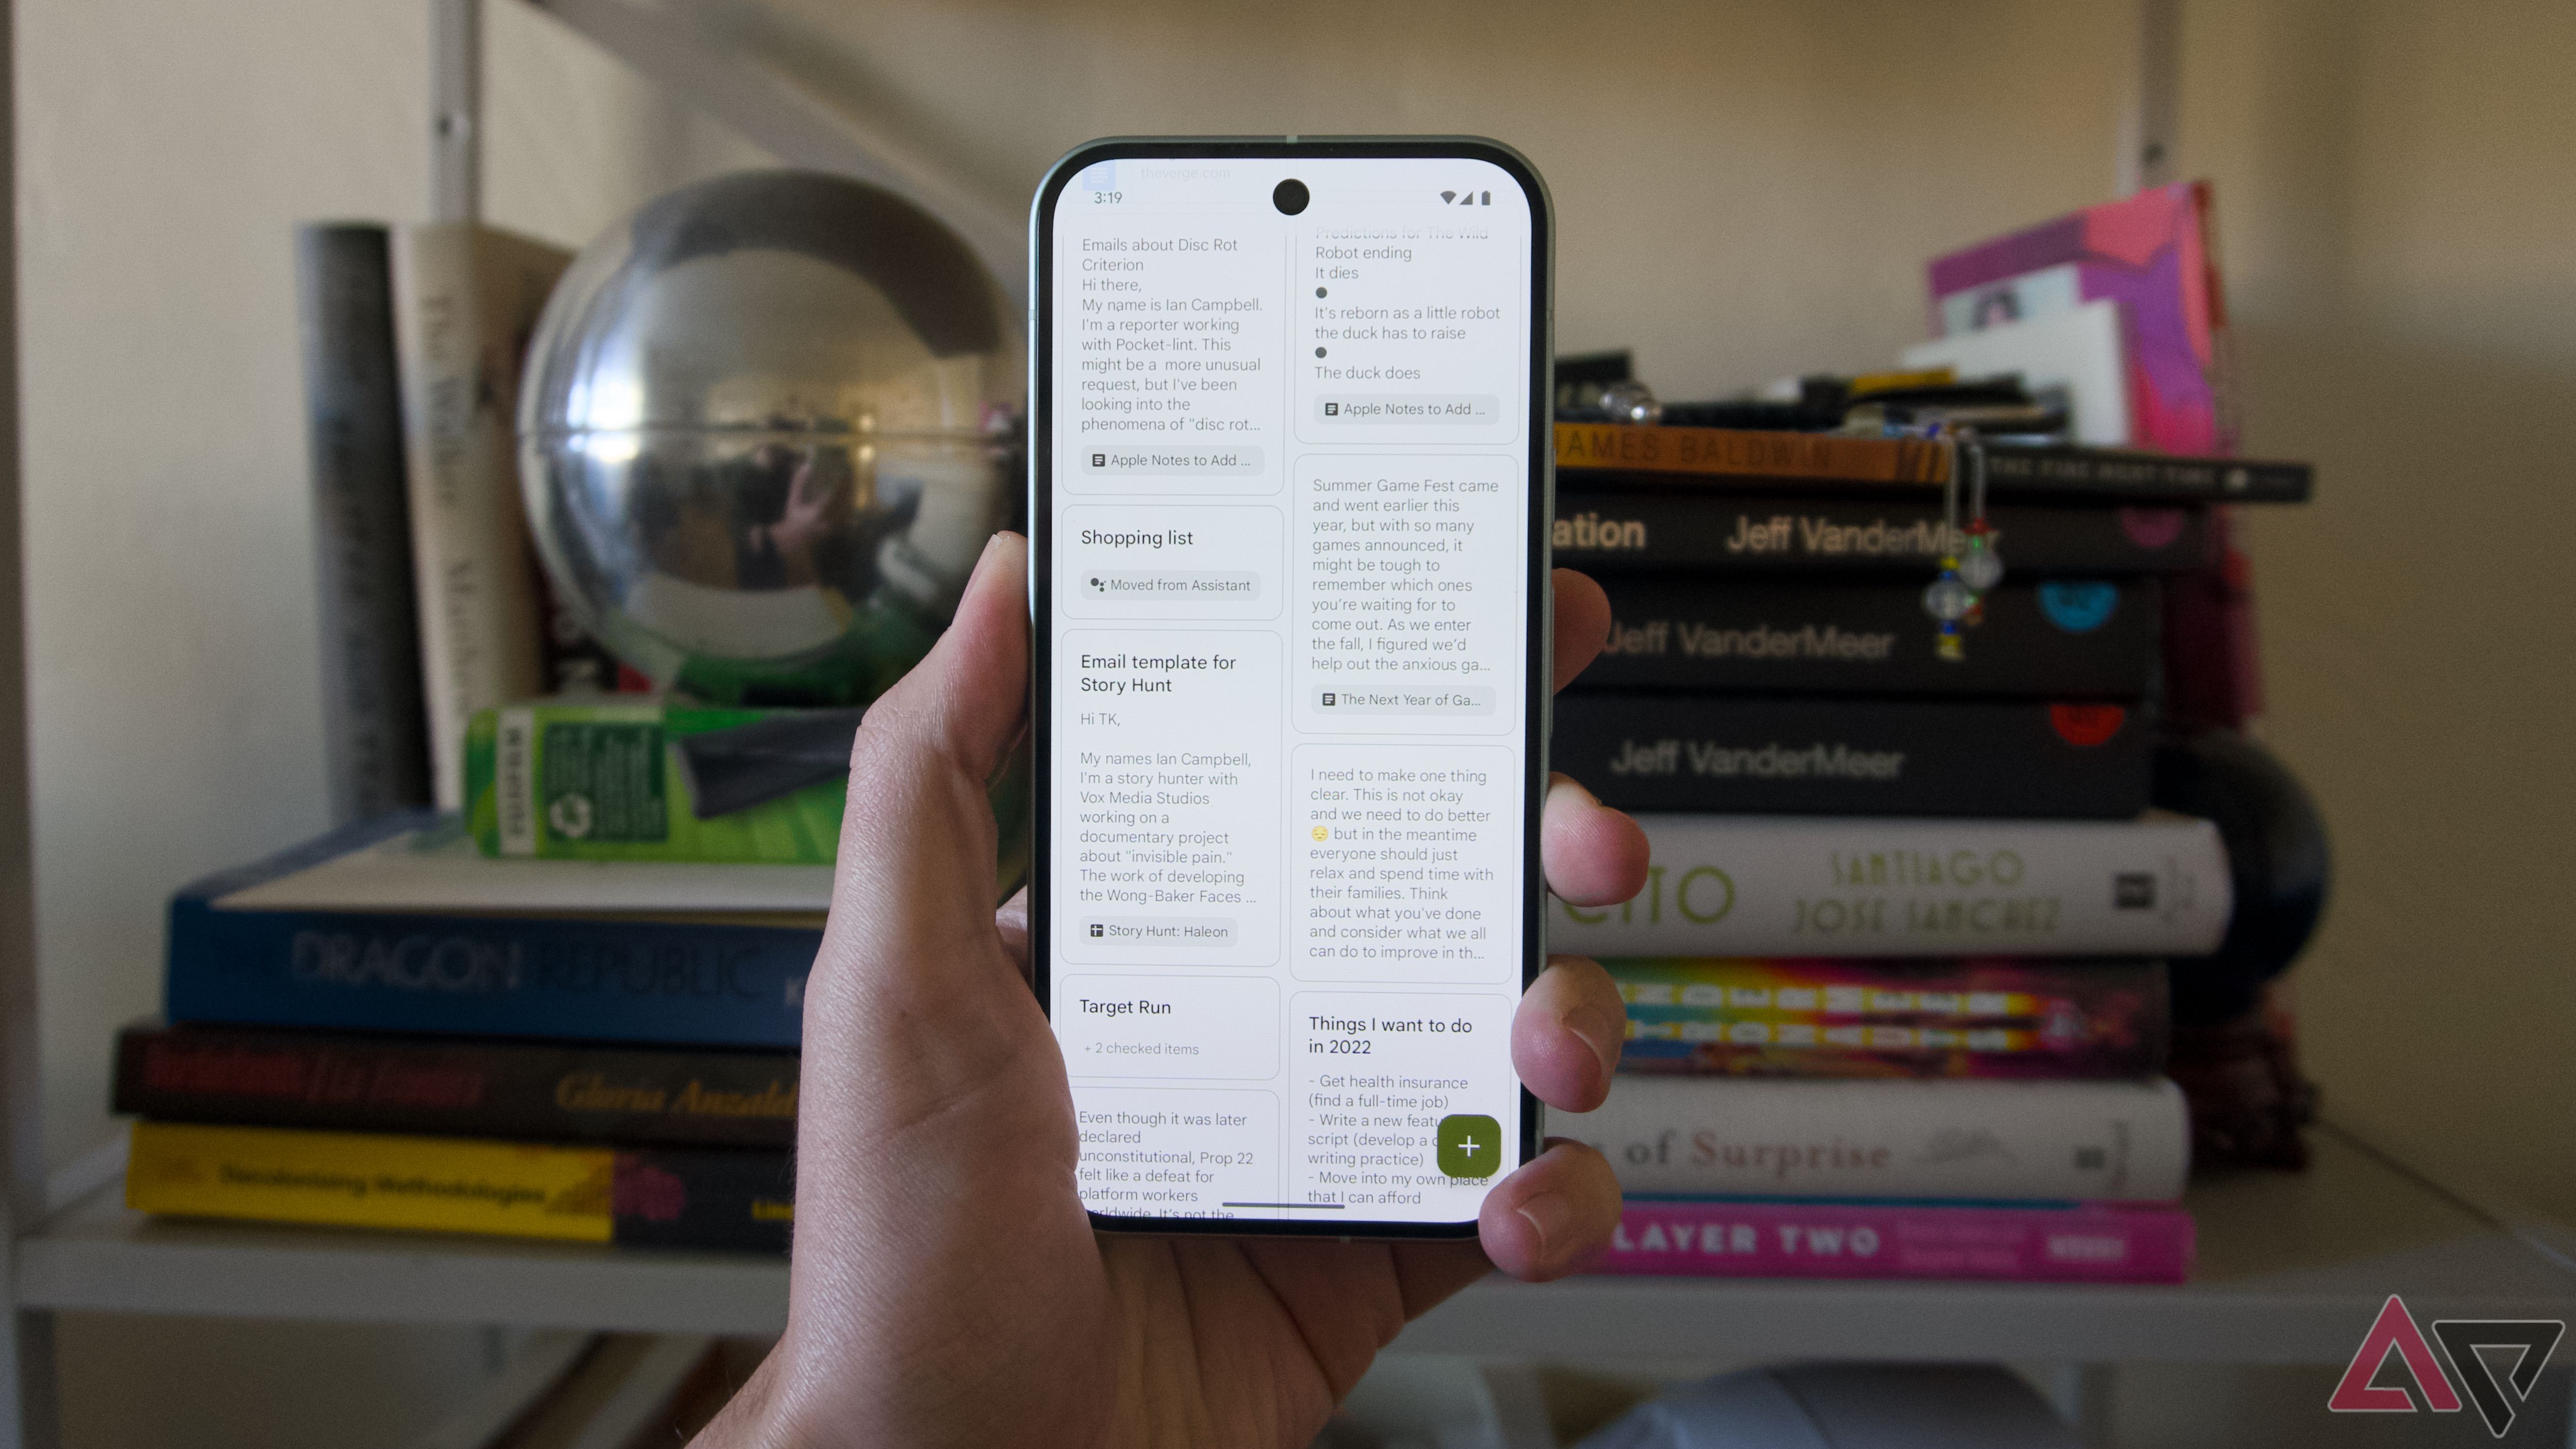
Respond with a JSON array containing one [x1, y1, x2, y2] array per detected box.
[[518, 170, 1022, 705]]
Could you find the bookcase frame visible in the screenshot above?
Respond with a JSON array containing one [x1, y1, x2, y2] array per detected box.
[[3, 3, 2574, 1446]]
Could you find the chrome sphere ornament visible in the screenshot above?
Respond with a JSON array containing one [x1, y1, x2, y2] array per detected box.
[[519, 170, 1021, 705]]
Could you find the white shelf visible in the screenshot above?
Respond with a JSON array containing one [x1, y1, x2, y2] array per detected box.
[[19, 1127, 2573, 1365]]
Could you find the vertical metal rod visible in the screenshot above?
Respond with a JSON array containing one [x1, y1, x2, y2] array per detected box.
[[0, 0, 61, 1436], [2119, 0, 2182, 195], [432, 0, 483, 222]]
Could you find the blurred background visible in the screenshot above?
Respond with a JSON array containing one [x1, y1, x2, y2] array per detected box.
[[11, 0, 2573, 1443]]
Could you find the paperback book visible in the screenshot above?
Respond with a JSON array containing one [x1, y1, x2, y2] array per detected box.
[[1550, 1076, 2191, 1202], [1551, 694, 2154, 819], [125, 1121, 790, 1252], [391, 223, 570, 809], [114, 1020, 798, 1150], [1553, 492, 2211, 575], [1544, 813, 2229, 957], [1608, 958, 2169, 1079], [1592, 1198, 2193, 1283], [1582, 577, 2158, 698]]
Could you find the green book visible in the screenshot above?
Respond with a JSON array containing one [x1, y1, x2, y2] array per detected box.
[[466, 699, 1028, 880]]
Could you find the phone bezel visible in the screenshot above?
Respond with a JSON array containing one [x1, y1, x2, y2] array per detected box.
[[1027, 136, 1554, 1240]]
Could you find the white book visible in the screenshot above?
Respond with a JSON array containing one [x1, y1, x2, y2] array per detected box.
[[391, 223, 570, 808], [1551, 1076, 2190, 1203], [1903, 298, 2132, 446], [1546, 814, 2229, 958]]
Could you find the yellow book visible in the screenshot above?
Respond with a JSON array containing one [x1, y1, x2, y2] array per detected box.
[[126, 1122, 614, 1243]]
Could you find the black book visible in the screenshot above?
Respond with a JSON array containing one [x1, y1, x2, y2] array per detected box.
[[1551, 694, 2153, 819], [1553, 491, 2211, 575], [298, 223, 431, 822], [611, 1146, 793, 1252], [113, 1019, 798, 1150], [1553, 422, 2312, 504], [1578, 577, 2159, 699]]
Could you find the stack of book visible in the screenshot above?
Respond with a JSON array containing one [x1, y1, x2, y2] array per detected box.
[[1545, 415, 2311, 1284], [113, 813, 835, 1250]]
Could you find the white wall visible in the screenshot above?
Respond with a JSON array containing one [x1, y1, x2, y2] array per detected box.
[[2176, 0, 2576, 1221], [15, 0, 765, 1171], [16, 4, 768, 1443]]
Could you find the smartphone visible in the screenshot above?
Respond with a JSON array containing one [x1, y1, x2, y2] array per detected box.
[[1029, 138, 1552, 1238]]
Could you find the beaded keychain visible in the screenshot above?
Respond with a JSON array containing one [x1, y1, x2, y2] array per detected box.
[[1921, 431, 2004, 660]]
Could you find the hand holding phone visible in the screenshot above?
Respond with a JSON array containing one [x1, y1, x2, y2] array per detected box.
[[689, 138, 1648, 1449], [694, 530, 1644, 1449]]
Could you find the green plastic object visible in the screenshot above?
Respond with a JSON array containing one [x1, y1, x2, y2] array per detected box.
[[466, 698, 1029, 890]]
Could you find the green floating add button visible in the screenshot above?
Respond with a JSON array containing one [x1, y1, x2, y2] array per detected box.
[[1436, 1114, 1503, 1180]]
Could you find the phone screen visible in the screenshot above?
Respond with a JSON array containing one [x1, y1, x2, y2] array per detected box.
[[1032, 142, 1547, 1232]]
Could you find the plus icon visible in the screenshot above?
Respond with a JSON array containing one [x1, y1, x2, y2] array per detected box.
[[1436, 1113, 1502, 1179]]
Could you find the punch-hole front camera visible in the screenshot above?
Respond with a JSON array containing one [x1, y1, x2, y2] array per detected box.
[[1272, 179, 1309, 215]]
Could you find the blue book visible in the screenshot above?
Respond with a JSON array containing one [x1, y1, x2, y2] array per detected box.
[[164, 813, 829, 1048]]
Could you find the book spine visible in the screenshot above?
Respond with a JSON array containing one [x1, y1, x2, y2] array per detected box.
[[1608, 958, 2169, 1079], [391, 224, 566, 809], [113, 1023, 799, 1149], [1980, 446, 2305, 503], [298, 224, 431, 824], [1582, 578, 2158, 698], [1555, 423, 1942, 485], [1552, 493, 2211, 575], [1545, 814, 2229, 957], [1550, 695, 2154, 820], [1550, 1077, 2191, 1201], [1592, 1198, 2194, 1282], [125, 1122, 790, 1252], [162, 898, 817, 1048], [1553, 423, 2311, 502]]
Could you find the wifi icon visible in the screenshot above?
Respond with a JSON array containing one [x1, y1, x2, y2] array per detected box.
[[1440, 190, 1456, 204]]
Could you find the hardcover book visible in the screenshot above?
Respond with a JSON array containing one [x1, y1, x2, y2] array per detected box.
[[1553, 491, 2211, 575], [1546, 813, 2228, 958], [1551, 695, 2154, 819], [1550, 1076, 2191, 1202], [125, 1121, 791, 1252], [1553, 423, 2305, 503], [114, 1020, 799, 1149], [163, 815, 823, 1049], [1582, 577, 2158, 699], [1608, 958, 2169, 1079], [1593, 1198, 2193, 1283]]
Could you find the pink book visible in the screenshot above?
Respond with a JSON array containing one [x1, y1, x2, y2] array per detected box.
[[1927, 181, 2232, 456], [1592, 1198, 2193, 1284]]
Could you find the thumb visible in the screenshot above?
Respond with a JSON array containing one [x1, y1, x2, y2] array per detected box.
[[781, 533, 1092, 1422], [809, 530, 1051, 1111], [851, 530, 1029, 793]]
